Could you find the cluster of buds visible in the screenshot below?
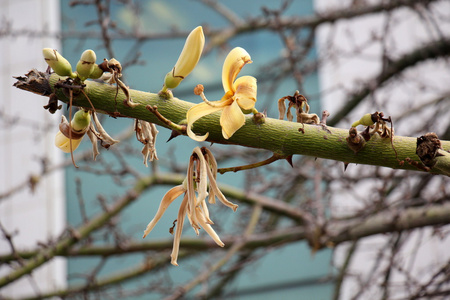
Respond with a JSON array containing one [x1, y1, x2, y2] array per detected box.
[[43, 48, 105, 81], [351, 112, 393, 138], [143, 147, 238, 266], [347, 112, 394, 154]]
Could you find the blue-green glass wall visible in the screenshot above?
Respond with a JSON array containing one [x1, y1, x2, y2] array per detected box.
[[61, 1, 332, 299]]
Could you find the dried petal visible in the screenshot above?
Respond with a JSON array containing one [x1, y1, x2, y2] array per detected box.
[[143, 185, 186, 238]]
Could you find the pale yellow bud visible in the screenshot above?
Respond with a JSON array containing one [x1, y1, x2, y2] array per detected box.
[[42, 48, 75, 77], [164, 26, 205, 89], [76, 49, 97, 80]]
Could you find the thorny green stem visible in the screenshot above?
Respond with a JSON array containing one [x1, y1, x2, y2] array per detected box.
[[13, 71, 450, 176]]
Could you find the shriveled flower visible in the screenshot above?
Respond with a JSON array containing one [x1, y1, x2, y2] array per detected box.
[[87, 112, 120, 160], [134, 119, 159, 166], [142, 147, 238, 266], [186, 47, 257, 141]]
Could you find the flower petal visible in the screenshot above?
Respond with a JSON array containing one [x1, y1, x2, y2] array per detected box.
[[195, 207, 224, 247], [205, 164, 238, 212], [186, 102, 223, 141], [234, 76, 257, 111], [187, 155, 200, 229], [143, 185, 186, 238], [222, 47, 252, 93], [193, 147, 208, 206], [201, 199, 213, 224], [171, 193, 189, 266], [202, 147, 218, 204], [220, 99, 245, 139], [55, 131, 84, 153]]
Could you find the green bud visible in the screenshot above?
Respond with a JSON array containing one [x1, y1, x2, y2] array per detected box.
[[76, 49, 97, 81], [88, 64, 104, 79], [42, 48, 75, 77], [72, 110, 91, 132], [164, 70, 183, 89]]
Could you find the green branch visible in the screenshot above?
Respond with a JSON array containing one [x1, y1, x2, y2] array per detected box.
[[14, 70, 450, 175]]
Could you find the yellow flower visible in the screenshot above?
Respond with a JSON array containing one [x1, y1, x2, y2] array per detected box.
[[142, 147, 238, 266], [186, 47, 257, 141]]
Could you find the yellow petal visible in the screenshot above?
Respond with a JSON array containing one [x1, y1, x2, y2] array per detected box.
[[220, 99, 245, 139], [186, 102, 223, 141], [55, 131, 83, 153], [142, 185, 186, 238], [234, 76, 257, 111], [222, 47, 252, 93]]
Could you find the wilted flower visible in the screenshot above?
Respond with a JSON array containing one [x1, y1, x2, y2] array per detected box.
[[143, 147, 238, 266], [134, 119, 159, 166], [86, 111, 120, 160], [186, 47, 257, 141], [164, 26, 205, 90]]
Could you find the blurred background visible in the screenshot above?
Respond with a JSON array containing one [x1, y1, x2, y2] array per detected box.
[[1, 0, 450, 299]]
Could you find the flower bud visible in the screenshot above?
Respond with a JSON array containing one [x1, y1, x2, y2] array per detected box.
[[88, 64, 104, 79], [42, 48, 75, 77], [351, 113, 376, 127], [76, 49, 97, 81], [164, 26, 205, 89]]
